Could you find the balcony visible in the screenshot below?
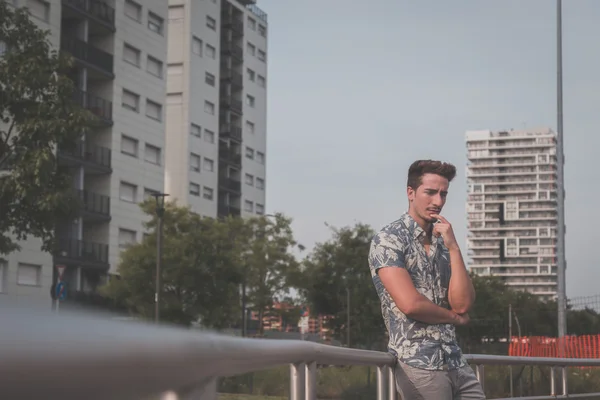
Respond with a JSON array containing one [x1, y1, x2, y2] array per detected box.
[[219, 177, 241, 194], [220, 96, 243, 115], [219, 123, 242, 143], [218, 202, 241, 217], [222, 21, 243, 38], [78, 189, 110, 221], [61, 36, 114, 78], [62, 0, 116, 33], [58, 141, 112, 175], [219, 146, 242, 168], [73, 89, 113, 124], [220, 41, 243, 63], [54, 237, 109, 269], [220, 69, 243, 90]]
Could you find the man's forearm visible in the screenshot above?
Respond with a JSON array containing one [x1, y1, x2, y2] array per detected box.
[[448, 246, 476, 313], [403, 294, 460, 325]]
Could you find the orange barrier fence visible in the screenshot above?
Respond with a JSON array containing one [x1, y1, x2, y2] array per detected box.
[[509, 335, 600, 358]]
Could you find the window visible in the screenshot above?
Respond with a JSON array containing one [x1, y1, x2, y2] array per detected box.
[[203, 158, 214, 172], [118, 229, 136, 248], [144, 144, 161, 165], [246, 68, 255, 81], [245, 173, 254, 186], [204, 129, 215, 143], [206, 15, 216, 30], [245, 147, 254, 159], [121, 135, 138, 157], [148, 12, 164, 35], [244, 200, 254, 212], [190, 123, 201, 137], [17, 263, 40, 286], [256, 177, 265, 190], [146, 99, 162, 121], [122, 89, 140, 112], [189, 182, 200, 196], [124, 0, 141, 22], [258, 49, 266, 62], [245, 121, 255, 134], [246, 95, 255, 107], [0, 260, 6, 292], [192, 36, 202, 56], [190, 153, 200, 172], [256, 151, 265, 164], [147, 55, 163, 77], [119, 181, 137, 202], [247, 16, 256, 30], [258, 24, 267, 37], [257, 75, 266, 88], [204, 101, 215, 115], [123, 43, 140, 67], [205, 44, 216, 59], [247, 42, 256, 56], [203, 186, 214, 200], [27, 0, 49, 22], [205, 72, 215, 86], [256, 204, 265, 215]]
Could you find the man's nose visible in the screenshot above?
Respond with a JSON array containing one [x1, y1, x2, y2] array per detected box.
[[431, 194, 443, 207]]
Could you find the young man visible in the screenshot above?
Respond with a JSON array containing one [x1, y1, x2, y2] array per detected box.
[[368, 160, 485, 399]]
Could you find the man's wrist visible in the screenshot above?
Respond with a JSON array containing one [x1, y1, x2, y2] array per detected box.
[[447, 243, 461, 253]]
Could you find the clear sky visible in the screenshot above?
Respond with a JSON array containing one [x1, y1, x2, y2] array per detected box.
[[259, 0, 600, 299]]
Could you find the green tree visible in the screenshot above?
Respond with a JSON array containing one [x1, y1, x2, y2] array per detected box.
[[0, 2, 95, 254], [244, 213, 301, 334], [101, 201, 244, 328], [295, 222, 387, 350]]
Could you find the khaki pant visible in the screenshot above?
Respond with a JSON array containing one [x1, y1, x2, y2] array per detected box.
[[394, 361, 486, 399]]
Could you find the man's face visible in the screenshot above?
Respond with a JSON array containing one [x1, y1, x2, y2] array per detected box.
[[407, 173, 449, 224]]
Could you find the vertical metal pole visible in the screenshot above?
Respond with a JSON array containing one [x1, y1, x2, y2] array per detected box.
[[556, 0, 568, 344], [561, 367, 568, 396], [155, 214, 163, 324], [376, 366, 387, 400], [290, 363, 305, 400], [346, 288, 350, 348], [387, 365, 397, 400], [305, 362, 316, 400], [475, 365, 485, 393], [241, 280, 247, 337], [509, 304, 513, 397], [550, 366, 556, 396]]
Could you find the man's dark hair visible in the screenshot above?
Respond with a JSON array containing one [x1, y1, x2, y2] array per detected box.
[[407, 160, 457, 189]]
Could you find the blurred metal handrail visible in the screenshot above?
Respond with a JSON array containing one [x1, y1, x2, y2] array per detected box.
[[2, 305, 600, 400]]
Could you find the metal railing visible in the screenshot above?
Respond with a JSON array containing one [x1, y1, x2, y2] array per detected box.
[[2, 306, 600, 400], [60, 35, 114, 75], [62, 0, 115, 29]]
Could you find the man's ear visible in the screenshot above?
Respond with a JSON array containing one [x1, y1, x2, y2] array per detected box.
[[407, 186, 415, 202]]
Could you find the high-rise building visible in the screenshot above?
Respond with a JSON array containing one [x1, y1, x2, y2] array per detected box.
[[164, 0, 268, 218], [465, 128, 559, 300], [1, 0, 168, 307]]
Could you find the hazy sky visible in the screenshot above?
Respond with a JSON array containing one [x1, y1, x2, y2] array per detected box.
[[259, 0, 600, 299]]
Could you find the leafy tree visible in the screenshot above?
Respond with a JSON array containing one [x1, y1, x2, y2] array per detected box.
[[101, 200, 244, 328], [0, 2, 95, 254], [295, 222, 387, 350], [244, 213, 301, 334]]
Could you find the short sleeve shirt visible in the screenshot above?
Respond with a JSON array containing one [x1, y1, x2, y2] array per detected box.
[[368, 212, 467, 371]]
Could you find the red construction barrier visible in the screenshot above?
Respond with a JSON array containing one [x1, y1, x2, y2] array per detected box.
[[509, 335, 600, 359]]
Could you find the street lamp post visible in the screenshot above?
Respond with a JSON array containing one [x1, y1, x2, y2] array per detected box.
[[151, 192, 169, 324]]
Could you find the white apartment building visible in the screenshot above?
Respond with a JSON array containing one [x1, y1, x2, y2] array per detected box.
[[1, 0, 167, 308], [466, 128, 559, 300], [165, 0, 268, 218]]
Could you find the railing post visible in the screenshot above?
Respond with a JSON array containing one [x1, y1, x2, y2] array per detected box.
[[387, 364, 397, 400], [290, 362, 305, 400], [305, 362, 316, 400], [550, 366, 556, 396], [376, 366, 387, 400], [561, 367, 568, 396], [475, 364, 485, 393]]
